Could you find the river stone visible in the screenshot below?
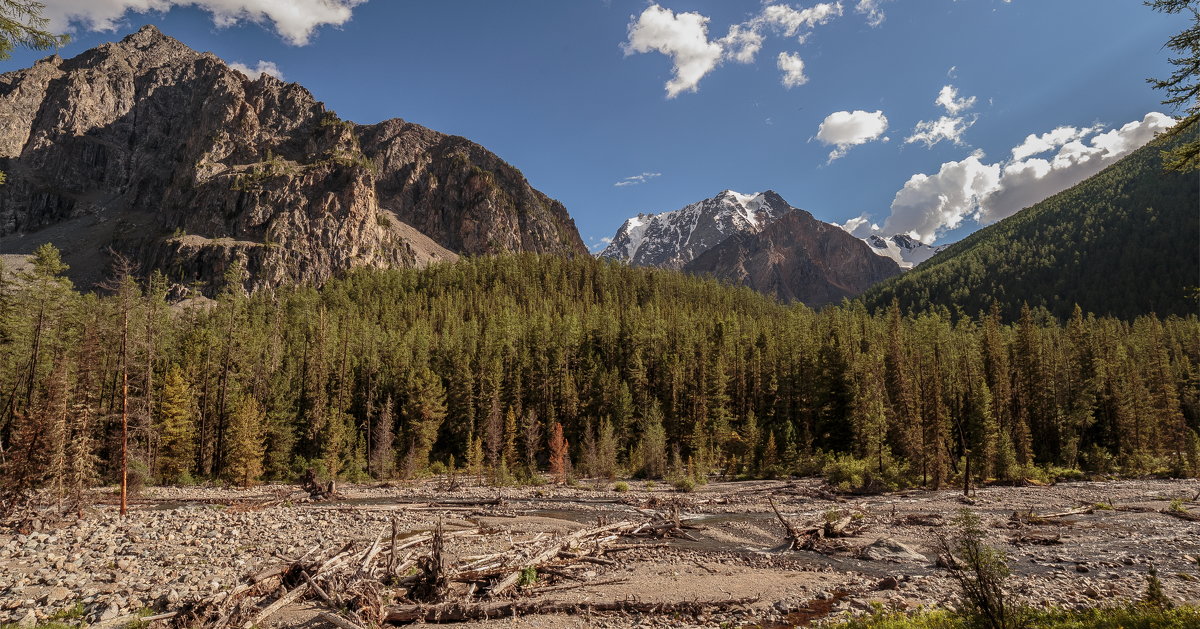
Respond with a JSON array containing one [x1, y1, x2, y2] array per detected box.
[[861, 538, 927, 562]]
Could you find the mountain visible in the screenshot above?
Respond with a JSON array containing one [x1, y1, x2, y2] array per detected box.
[[683, 208, 902, 308], [0, 25, 585, 293], [863, 233, 952, 269], [861, 132, 1200, 320], [598, 189, 790, 269]]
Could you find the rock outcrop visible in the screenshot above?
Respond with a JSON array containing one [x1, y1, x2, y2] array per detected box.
[[0, 25, 585, 292], [683, 209, 902, 308]]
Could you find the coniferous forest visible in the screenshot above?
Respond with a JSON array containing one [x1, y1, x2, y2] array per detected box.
[[863, 132, 1200, 321], [2, 246, 1196, 511]]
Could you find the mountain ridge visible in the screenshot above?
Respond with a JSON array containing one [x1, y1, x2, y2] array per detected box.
[[683, 207, 902, 307], [0, 25, 586, 293]]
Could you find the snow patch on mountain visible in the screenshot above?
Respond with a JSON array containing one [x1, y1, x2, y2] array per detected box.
[[863, 233, 952, 269], [599, 190, 792, 269], [837, 214, 951, 269]]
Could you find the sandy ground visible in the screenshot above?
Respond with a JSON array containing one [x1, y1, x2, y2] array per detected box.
[[2, 477, 1198, 627]]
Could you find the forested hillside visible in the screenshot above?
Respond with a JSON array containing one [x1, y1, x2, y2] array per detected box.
[[1, 250, 1197, 510], [861, 133, 1199, 321]]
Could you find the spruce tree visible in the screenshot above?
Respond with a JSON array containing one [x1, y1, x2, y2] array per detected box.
[[403, 368, 447, 476]]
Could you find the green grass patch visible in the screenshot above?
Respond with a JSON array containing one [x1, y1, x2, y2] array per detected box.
[[822, 605, 1200, 629]]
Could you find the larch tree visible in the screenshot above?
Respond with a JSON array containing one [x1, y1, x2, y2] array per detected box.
[[548, 422, 567, 484], [225, 396, 265, 488], [370, 395, 396, 479], [158, 365, 196, 484]]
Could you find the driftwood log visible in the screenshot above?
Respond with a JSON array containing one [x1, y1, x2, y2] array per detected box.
[[155, 509, 735, 628], [769, 497, 823, 551], [1162, 508, 1200, 522], [301, 468, 343, 501]]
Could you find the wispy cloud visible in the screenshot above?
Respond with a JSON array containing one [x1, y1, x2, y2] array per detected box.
[[587, 236, 614, 252], [855, 0, 887, 27], [614, 172, 662, 187], [905, 84, 978, 148]]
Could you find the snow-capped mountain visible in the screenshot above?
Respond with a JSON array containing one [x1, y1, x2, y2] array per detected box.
[[863, 234, 953, 270], [598, 190, 793, 269]]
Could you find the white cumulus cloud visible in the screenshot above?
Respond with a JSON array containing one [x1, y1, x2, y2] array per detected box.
[[980, 112, 1174, 223], [622, 4, 724, 98], [1010, 123, 1105, 161], [817, 109, 889, 162], [41, 0, 366, 45], [227, 59, 282, 79], [879, 112, 1174, 243], [882, 151, 1000, 243], [934, 85, 975, 115], [840, 213, 879, 238], [777, 52, 807, 88], [719, 23, 763, 64], [623, 2, 862, 97]]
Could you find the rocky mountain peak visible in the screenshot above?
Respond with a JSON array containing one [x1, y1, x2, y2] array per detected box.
[[598, 189, 792, 269], [0, 26, 585, 294], [683, 208, 902, 307]]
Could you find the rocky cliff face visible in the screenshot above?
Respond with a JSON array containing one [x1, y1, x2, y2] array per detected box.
[[0, 25, 586, 293], [599, 190, 790, 269], [683, 209, 902, 308]]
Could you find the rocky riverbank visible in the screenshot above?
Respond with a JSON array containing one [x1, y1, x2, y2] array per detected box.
[[1, 478, 1197, 627]]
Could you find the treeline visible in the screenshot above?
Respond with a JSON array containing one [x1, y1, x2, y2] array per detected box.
[[863, 131, 1200, 322], [1, 249, 1197, 509]]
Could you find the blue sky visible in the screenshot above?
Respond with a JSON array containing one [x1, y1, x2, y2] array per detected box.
[[9, 1, 1184, 249]]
